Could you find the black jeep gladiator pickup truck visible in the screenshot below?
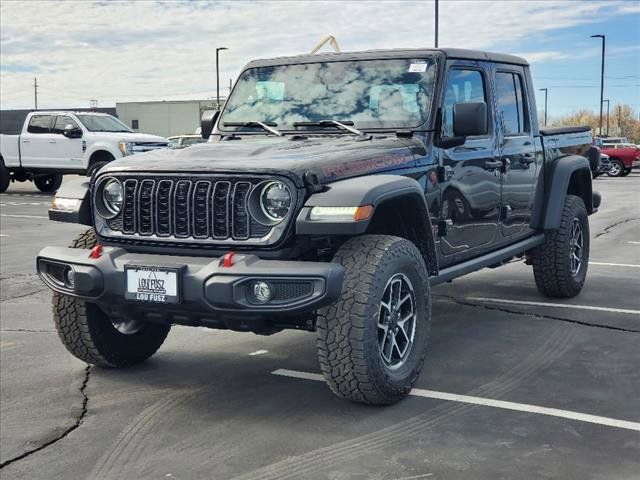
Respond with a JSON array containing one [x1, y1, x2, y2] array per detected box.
[[38, 48, 600, 405]]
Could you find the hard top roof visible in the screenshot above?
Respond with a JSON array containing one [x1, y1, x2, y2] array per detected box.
[[245, 48, 528, 68]]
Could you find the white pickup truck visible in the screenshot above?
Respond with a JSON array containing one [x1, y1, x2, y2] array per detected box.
[[0, 111, 168, 192]]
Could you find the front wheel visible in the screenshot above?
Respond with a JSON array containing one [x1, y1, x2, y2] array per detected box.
[[34, 174, 63, 192], [316, 235, 431, 405], [53, 228, 171, 367], [607, 159, 624, 177], [531, 195, 589, 298]]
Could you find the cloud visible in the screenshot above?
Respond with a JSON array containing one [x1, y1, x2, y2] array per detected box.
[[0, 0, 636, 109]]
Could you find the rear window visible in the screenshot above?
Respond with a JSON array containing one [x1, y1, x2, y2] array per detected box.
[[27, 115, 53, 134]]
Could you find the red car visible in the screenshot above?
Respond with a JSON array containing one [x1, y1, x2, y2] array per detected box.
[[594, 139, 640, 176]]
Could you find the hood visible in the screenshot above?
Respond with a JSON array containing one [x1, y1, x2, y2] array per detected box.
[[100, 135, 427, 186], [88, 131, 168, 143]]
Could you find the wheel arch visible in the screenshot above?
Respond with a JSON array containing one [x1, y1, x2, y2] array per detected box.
[[534, 155, 593, 231], [296, 174, 438, 276]]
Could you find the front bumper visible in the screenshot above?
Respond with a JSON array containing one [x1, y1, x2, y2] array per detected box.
[[632, 159, 640, 168], [36, 246, 344, 317]]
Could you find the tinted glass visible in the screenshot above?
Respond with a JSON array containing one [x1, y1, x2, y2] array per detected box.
[[52, 115, 79, 134], [442, 69, 486, 137], [495, 72, 528, 135], [220, 58, 436, 130], [27, 115, 53, 134], [76, 115, 131, 132]]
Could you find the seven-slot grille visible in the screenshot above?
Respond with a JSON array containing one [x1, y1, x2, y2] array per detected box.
[[106, 176, 273, 241]]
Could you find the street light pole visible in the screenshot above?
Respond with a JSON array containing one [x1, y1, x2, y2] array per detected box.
[[434, 0, 439, 48], [539, 88, 548, 126], [591, 34, 605, 136], [216, 47, 228, 109], [603, 99, 610, 136]]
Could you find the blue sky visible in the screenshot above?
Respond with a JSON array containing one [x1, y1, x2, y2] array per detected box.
[[1, 0, 638, 119]]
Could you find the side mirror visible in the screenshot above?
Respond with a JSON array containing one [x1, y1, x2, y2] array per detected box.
[[63, 124, 82, 138], [200, 110, 220, 139], [453, 102, 487, 137]]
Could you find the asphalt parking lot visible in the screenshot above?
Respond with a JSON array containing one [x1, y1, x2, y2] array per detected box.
[[1, 173, 639, 480]]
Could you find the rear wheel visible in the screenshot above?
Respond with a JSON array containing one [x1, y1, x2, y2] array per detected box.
[[607, 159, 624, 177], [0, 162, 9, 193], [531, 195, 589, 298], [52, 228, 171, 367], [316, 235, 431, 405], [34, 174, 63, 192]]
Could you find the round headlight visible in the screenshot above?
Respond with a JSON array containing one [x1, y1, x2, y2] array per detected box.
[[260, 181, 291, 223], [101, 178, 123, 217]]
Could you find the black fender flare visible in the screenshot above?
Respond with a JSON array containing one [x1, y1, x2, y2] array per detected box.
[[533, 155, 593, 231], [296, 174, 438, 275], [48, 176, 92, 225]]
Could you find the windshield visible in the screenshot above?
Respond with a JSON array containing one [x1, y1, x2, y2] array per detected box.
[[76, 114, 132, 132], [219, 58, 436, 132]]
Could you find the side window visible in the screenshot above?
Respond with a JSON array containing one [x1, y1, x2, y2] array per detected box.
[[495, 72, 528, 135], [27, 115, 53, 134], [52, 115, 79, 134], [442, 69, 486, 137]]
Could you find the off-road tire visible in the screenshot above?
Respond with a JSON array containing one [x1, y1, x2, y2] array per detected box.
[[531, 195, 589, 298], [52, 228, 171, 367], [87, 161, 109, 178], [607, 159, 624, 177], [0, 161, 9, 193], [316, 235, 431, 405], [34, 174, 63, 192]]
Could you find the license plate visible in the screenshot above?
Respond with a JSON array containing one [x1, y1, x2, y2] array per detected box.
[[125, 266, 180, 304]]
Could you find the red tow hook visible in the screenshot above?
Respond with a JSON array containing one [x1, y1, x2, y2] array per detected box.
[[88, 244, 103, 259], [221, 251, 235, 268]]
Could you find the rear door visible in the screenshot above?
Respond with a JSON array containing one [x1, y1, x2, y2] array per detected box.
[[50, 115, 84, 169], [20, 114, 56, 168], [494, 66, 539, 239], [437, 61, 502, 263]]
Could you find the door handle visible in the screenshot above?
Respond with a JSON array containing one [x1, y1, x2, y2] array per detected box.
[[521, 156, 536, 165], [22, 138, 30, 143], [48, 139, 56, 144], [484, 160, 503, 169]]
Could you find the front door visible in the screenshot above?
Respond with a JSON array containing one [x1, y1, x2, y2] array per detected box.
[[50, 115, 84, 169], [494, 67, 539, 239], [437, 63, 502, 262]]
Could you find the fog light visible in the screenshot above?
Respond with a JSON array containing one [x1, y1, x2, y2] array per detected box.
[[251, 281, 272, 304], [64, 266, 76, 289]]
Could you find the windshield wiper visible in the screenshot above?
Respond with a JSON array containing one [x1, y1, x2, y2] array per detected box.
[[223, 121, 283, 136], [293, 120, 365, 136]]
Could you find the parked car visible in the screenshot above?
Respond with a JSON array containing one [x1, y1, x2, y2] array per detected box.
[[588, 146, 610, 178], [167, 134, 208, 149], [38, 48, 600, 405], [593, 139, 640, 177], [0, 112, 168, 192]]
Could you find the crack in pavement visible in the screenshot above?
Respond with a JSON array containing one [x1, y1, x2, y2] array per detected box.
[[434, 295, 640, 334], [0, 365, 91, 470], [0, 288, 48, 302], [594, 217, 640, 238], [1, 328, 55, 334]]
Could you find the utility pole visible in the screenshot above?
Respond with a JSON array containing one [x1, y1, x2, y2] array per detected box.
[[434, 0, 439, 48], [602, 99, 610, 136], [590, 34, 605, 136], [34, 77, 38, 110], [539, 88, 548, 126], [216, 47, 228, 109]]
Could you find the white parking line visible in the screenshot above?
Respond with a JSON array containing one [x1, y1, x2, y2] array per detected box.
[[590, 261, 640, 268], [249, 350, 269, 356], [272, 369, 640, 432], [626, 241, 640, 245], [0, 214, 48, 219], [467, 297, 640, 315], [0, 202, 49, 206]]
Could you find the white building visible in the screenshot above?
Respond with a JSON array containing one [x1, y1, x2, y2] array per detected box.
[[115, 99, 225, 138]]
